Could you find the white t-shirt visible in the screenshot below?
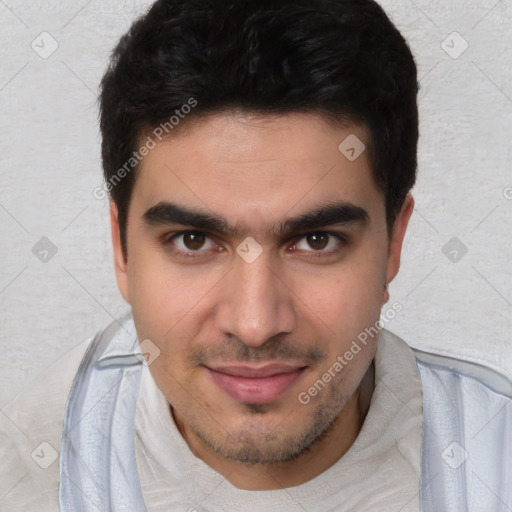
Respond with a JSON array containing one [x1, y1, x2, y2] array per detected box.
[[0, 329, 423, 511]]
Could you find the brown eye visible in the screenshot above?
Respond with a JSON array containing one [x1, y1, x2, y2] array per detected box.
[[292, 232, 344, 255], [182, 232, 206, 250], [168, 231, 216, 254], [306, 233, 329, 251]]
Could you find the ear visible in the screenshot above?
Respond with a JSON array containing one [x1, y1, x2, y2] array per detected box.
[[385, 193, 414, 288], [110, 202, 131, 304]]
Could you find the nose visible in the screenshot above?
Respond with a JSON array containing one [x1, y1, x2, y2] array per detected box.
[[215, 250, 298, 348]]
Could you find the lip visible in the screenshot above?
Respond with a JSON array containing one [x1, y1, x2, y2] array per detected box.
[[205, 363, 307, 404]]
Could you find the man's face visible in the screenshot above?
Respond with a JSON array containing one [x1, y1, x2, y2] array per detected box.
[[112, 112, 410, 465]]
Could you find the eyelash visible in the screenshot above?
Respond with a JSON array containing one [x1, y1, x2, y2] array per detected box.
[[161, 230, 348, 260]]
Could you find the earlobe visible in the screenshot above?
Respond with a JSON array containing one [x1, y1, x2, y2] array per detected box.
[[385, 194, 414, 287], [382, 283, 390, 305], [110, 202, 131, 304]]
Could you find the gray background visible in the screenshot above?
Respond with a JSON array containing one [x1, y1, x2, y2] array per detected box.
[[1, 0, 511, 408]]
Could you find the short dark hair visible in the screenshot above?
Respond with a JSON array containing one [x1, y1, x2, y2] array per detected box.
[[99, 0, 419, 258]]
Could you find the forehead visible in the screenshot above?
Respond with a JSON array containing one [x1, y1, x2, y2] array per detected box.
[[130, 112, 383, 229]]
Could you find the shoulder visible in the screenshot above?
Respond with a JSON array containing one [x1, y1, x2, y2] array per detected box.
[[413, 344, 512, 399], [0, 336, 92, 510], [381, 328, 512, 399], [387, 333, 512, 504]]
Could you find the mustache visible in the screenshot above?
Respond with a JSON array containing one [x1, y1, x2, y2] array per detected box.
[[185, 334, 326, 367]]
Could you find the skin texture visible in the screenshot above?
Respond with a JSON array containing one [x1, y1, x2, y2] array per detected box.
[[110, 112, 414, 490]]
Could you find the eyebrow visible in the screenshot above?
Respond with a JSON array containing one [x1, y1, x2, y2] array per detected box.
[[142, 200, 369, 238]]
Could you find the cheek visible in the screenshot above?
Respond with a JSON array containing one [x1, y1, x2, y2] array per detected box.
[[292, 258, 385, 332], [126, 250, 222, 356], [126, 250, 188, 340]]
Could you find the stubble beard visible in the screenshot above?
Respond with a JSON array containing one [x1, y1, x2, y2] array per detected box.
[[175, 381, 351, 465]]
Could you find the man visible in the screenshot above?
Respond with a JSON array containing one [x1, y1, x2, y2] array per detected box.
[[1, 0, 511, 510]]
